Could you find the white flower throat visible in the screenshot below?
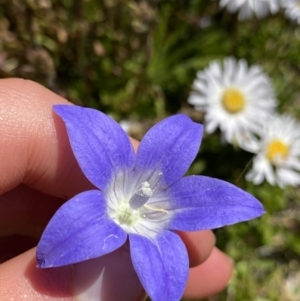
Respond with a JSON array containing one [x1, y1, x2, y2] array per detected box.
[[107, 174, 170, 239], [114, 181, 154, 226]]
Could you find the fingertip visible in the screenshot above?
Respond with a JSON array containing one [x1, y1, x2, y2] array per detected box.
[[177, 230, 216, 267], [130, 138, 139, 152], [183, 247, 233, 299], [0, 248, 73, 300]]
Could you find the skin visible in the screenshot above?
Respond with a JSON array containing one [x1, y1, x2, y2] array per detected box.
[[0, 78, 232, 300]]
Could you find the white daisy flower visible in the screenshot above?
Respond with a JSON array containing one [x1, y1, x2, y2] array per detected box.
[[188, 57, 277, 147], [219, 0, 280, 20], [246, 115, 300, 188], [280, 0, 300, 25]]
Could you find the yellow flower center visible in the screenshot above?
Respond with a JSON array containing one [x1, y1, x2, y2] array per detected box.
[[267, 139, 289, 164], [221, 89, 245, 114]]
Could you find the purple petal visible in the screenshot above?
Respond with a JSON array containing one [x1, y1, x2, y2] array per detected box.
[[36, 190, 127, 267], [136, 114, 203, 187], [129, 231, 188, 301], [168, 176, 265, 231], [54, 105, 135, 190]]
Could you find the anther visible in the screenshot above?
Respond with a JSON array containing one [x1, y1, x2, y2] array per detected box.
[[129, 181, 153, 209]]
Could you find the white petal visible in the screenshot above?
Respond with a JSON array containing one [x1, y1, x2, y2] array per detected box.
[[220, 0, 280, 20], [188, 94, 207, 107], [246, 154, 275, 186], [276, 168, 300, 188]]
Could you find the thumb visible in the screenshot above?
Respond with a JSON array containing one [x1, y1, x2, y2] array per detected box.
[[0, 247, 146, 301]]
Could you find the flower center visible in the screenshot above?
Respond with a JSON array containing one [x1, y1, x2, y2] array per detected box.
[[107, 175, 170, 238], [112, 181, 154, 227], [267, 139, 289, 164], [115, 202, 141, 226], [221, 88, 245, 114]]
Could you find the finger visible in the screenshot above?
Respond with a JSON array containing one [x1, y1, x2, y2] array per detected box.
[[0, 248, 72, 301], [0, 185, 64, 238], [177, 230, 216, 267], [0, 78, 139, 199], [0, 185, 65, 262], [0, 247, 146, 301], [183, 247, 233, 299], [0, 78, 92, 197]]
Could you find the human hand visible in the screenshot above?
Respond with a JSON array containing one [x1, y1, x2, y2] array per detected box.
[[0, 78, 232, 300]]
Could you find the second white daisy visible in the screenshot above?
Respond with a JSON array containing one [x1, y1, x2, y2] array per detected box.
[[246, 114, 300, 188], [188, 57, 277, 147], [219, 0, 280, 20]]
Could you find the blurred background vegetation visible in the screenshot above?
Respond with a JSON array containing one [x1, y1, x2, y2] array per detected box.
[[1, 0, 300, 300]]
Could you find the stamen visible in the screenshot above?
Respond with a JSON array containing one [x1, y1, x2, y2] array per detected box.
[[144, 204, 168, 214], [129, 181, 153, 209]]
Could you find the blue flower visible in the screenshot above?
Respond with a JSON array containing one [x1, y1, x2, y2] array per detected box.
[[36, 105, 264, 301]]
